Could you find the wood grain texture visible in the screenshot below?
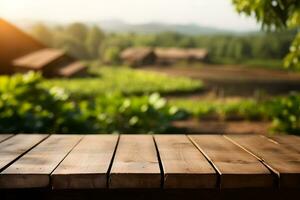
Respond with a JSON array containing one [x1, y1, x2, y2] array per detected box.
[[109, 135, 161, 188], [268, 135, 300, 153], [154, 135, 216, 188], [0, 134, 48, 171], [190, 135, 274, 188], [51, 135, 119, 189], [0, 134, 14, 143], [227, 135, 300, 188], [0, 134, 82, 188]]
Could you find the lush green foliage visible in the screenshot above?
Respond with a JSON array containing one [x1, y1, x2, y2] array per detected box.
[[232, 0, 300, 70], [0, 72, 82, 133], [172, 95, 300, 135], [270, 93, 300, 135], [2, 72, 300, 135], [0, 72, 185, 134], [284, 32, 300, 70], [30, 23, 294, 67], [171, 98, 271, 121], [89, 93, 187, 134], [233, 0, 300, 29], [44, 65, 203, 99]]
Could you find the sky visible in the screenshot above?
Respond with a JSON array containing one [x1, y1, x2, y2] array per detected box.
[[0, 0, 260, 31]]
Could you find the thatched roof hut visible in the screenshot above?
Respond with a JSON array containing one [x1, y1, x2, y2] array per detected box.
[[13, 48, 87, 77], [120, 47, 156, 67]]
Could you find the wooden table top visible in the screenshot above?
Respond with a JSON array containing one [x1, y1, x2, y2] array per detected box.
[[0, 134, 299, 189]]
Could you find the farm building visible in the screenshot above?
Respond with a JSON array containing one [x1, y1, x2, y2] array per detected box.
[[0, 19, 87, 77], [0, 18, 45, 74], [13, 48, 87, 77], [120, 47, 156, 67], [120, 47, 208, 67], [155, 48, 209, 64]]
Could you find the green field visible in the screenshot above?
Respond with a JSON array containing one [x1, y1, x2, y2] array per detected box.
[[170, 98, 271, 121], [44, 65, 203, 98]]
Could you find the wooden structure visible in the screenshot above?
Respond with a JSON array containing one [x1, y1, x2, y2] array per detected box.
[[0, 19, 87, 77], [0, 134, 299, 200], [0, 18, 45, 74], [155, 48, 209, 65], [120, 47, 156, 67], [13, 48, 87, 77], [120, 47, 209, 67]]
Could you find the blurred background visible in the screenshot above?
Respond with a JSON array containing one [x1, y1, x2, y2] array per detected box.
[[0, 0, 300, 135]]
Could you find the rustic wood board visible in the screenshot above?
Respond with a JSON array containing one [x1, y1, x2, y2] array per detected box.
[[51, 135, 119, 189], [0, 134, 48, 171], [154, 135, 217, 188], [268, 135, 300, 153], [109, 135, 161, 188], [0, 134, 82, 188], [0, 134, 14, 143], [227, 135, 300, 188], [190, 135, 274, 188]]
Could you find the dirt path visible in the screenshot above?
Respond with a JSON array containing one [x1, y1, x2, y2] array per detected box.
[[142, 65, 291, 134], [172, 120, 271, 135], [143, 65, 300, 96]]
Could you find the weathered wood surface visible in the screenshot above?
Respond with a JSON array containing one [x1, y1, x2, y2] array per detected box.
[[227, 135, 300, 188], [155, 135, 216, 188], [0, 134, 48, 171], [109, 135, 161, 188], [268, 135, 300, 153], [0, 135, 82, 188], [51, 135, 118, 189], [0, 134, 13, 143], [190, 135, 274, 188], [0, 134, 300, 190]]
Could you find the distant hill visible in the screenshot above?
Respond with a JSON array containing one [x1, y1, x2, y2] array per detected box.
[[96, 20, 235, 35], [11, 19, 255, 35]]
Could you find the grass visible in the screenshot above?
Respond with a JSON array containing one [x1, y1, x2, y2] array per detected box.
[[170, 98, 271, 121], [242, 59, 284, 70], [44, 64, 203, 98]]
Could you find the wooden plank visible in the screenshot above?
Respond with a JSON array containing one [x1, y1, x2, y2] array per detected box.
[[0, 134, 48, 171], [154, 135, 217, 188], [0, 134, 14, 143], [51, 135, 119, 189], [109, 135, 161, 188], [0, 134, 82, 188], [190, 135, 274, 188], [268, 135, 300, 153], [227, 135, 300, 188]]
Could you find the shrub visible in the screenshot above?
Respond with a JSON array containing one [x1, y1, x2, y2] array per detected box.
[[88, 93, 187, 134], [0, 72, 185, 134], [270, 93, 300, 135], [102, 46, 121, 65], [171, 99, 270, 121], [0, 72, 89, 133]]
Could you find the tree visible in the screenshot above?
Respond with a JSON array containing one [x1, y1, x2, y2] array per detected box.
[[102, 46, 121, 65], [85, 26, 105, 59], [54, 33, 89, 59], [232, 0, 300, 70], [31, 23, 53, 46], [66, 23, 88, 41]]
